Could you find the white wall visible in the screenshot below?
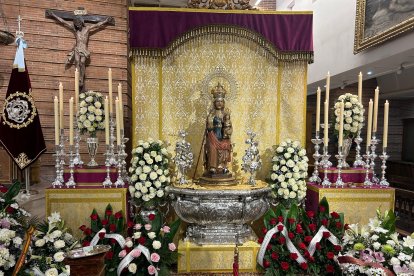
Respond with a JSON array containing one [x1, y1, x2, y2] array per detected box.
[[309, 0, 414, 85]]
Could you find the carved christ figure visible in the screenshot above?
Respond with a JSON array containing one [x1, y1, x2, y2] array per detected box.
[[46, 10, 114, 91]]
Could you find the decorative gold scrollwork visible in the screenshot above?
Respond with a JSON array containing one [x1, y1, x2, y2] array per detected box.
[[188, 0, 254, 10]]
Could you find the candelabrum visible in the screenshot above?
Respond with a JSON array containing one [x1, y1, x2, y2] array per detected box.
[[353, 129, 365, 168], [73, 114, 84, 166], [379, 148, 390, 187], [52, 145, 63, 188], [320, 124, 332, 168], [370, 134, 380, 184], [241, 130, 262, 186], [114, 145, 125, 188], [65, 145, 76, 188], [335, 146, 345, 188], [309, 131, 322, 184], [103, 145, 113, 188], [363, 148, 372, 188], [52, 130, 66, 188], [120, 130, 129, 183], [174, 130, 194, 185], [321, 145, 332, 187], [108, 114, 117, 166]]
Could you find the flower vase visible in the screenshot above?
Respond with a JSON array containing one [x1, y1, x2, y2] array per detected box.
[[341, 138, 352, 168], [86, 137, 99, 167]]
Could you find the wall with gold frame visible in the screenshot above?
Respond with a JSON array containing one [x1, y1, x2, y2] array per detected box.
[[131, 33, 307, 180]]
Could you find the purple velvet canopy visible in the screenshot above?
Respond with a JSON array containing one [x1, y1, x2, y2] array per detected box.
[[129, 8, 313, 55]]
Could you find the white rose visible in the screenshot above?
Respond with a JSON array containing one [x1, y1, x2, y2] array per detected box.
[[287, 147, 294, 153], [344, 124, 351, 131], [88, 106, 96, 113], [277, 188, 284, 195], [159, 175, 167, 183], [289, 191, 297, 198], [139, 160, 145, 166], [149, 192, 156, 199], [146, 158, 154, 164], [35, 239, 46, 247], [285, 172, 292, 179], [286, 160, 295, 168], [350, 127, 357, 133], [283, 189, 289, 196], [284, 153, 291, 159], [142, 166, 150, 174], [345, 117, 352, 124], [94, 101, 102, 108], [152, 240, 161, 249], [293, 172, 300, 180], [150, 151, 157, 157], [409, 262, 414, 270], [139, 173, 147, 181], [145, 181, 152, 188], [351, 97, 358, 104], [51, 230, 62, 239], [136, 147, 143, 153], [345, 102, 352, 108], [130, 175, 138, 182], [83, 120, 91, 128], [161, 148, 168, 155], [134, 191, 142, 198], [270, 173, 277, 181], [292, 141, 299, 148], [281, 166, 288, 172], [156, 190, 164, 197], [85, 96, 93, 102], [292, 184, 298, 191], [149, 172, 158, 180], [128, 263, 137, 274], [80, 107, 87, 114], [140, 186, 148, 194], [95, 115, 102, 122], [143, 142, 149, 149], [276, 146, 284, 153], [125, 240, 133, 248], [280, 159, 286, 165], [133, 232, 141, 239], [142, 195, 150, 201], [288, 178, 295, 185], [45, 268, 59, 276], [53, 251, 65, 262], [154, 181, 162, 188], [54, 240, 65, 249], [281, 182, 287, 188], [155, 155, 162, 162], [280, 142, 287, 147], [272, 164, 279, 171], [147, 232, 156, 239], [278, 175, 285, 182]]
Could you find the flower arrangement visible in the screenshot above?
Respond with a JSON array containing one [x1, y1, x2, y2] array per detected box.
[[26, 212, 77, 276], [269, 139, 308, 208], [78, 90, 105, 137], [0, 181, 31, 274], [79, 204, 128, 276], [339, 209, 414, 275], [258, 197, 345, 275], [334, 93, 364, 139], [117, 212, 180, 275], [128, 138, 171, 208]]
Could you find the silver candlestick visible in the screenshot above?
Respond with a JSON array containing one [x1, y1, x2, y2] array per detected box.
[[65, 145, 76, 188], [108, 114, 117, 166], [379, 148, 390, 187], [174, 130, 194, 185], [58, 129, 66, 185], [321, 145, 332, 187], [309, 131, 322, 183], [73, 114, 84, 167], [353, 129, 365, 168], [370, 134, 380, 184], [114, 145, 125, 187], [320, 124, 332, 167], [120, 130, 129, 183], [335, 146, 345, 188], [103, 145, 113, 188], [363, 148, 372, 188], [241, 130, 262, 186], [52, 145, 63, 188]]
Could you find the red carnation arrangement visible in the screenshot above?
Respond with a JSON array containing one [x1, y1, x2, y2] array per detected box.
[[258, 197, 345, 275]]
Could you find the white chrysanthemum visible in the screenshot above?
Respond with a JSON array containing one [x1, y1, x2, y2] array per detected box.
[[54, 240, 65, 249], [53, 251, 65, 262]]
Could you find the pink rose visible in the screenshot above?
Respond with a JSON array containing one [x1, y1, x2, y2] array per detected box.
[[145, 224, 152, 231], [148, 265, 157, 275], [134, 223, 142, 230], [118, 250, 127, 258], [162, 226, 170, 233], [168, 242, 176, 251], [150, 252, 160, 262], [131, 249, 142, 258]]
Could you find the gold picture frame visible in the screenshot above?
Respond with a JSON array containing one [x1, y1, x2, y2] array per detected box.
[[354, 0, 414, 54]]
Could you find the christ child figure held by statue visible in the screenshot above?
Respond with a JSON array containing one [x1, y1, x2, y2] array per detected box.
[[204, 83, 233, 177]]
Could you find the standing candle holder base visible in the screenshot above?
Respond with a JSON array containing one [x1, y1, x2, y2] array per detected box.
[[379, 148, 390, 188], [353, 130, 365, 168], [320, 123, 332, 168], [321, 145, 331, 188], [73, 118, 84, 167], [108, 115, 118, 166], [114, 145, 125, 188], [103, 146, 113, 188], [52, 146, 63, 188], [65, 146, 76, 188], [370, 135, 380, 184], [363, 151, 372, 188], [309, 132, 322, 184], [120, 132, 129, 183], [335, 147, 344, 188]]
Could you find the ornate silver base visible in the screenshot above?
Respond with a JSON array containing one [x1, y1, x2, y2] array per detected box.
[[167, 186, 270, 245]]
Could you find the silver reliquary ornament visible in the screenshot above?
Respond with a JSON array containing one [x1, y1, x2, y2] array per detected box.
[[174, 130, 194, 184], [241, 130, 262, 186]]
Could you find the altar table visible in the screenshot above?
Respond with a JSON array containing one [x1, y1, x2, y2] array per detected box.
[[63, 166, 117, 186], [306, 182, 395, 225], [318, 167, 371, 184], [178, 240, 260, 273], [46, 186, 128, 239]]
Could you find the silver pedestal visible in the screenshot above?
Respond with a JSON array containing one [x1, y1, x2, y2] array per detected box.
[[167, 186, 271, 245]]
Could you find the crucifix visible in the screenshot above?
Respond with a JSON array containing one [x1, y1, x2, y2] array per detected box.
[[46, 8, 115, 91]]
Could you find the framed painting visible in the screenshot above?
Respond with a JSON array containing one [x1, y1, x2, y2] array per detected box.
[[354, 0, 414, 54]]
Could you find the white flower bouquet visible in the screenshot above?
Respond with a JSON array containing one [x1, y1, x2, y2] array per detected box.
[[25, 212, 77, 276], [339, 209, 414, 275], [269, 139, 308, 208], [334, 93, 365, 139], [128, 138, 171, 208], [78, 90, 105, 137]]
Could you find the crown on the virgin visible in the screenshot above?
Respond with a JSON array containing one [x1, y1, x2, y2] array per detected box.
[[211, 82, 227, 99]]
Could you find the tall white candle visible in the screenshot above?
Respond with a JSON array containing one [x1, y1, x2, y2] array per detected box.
[[54, 96, 59, 145], [75, 68, 79, 112], [59, 82, 64, 130], [105, 97, 109, 145], [366, 99, 373, 148], [326, 72, 330, 105], [108, 68, 113, 114], [316, 87, 321, 132], [118, 83, 123, 130], [358, 72, 363, 103], [115, 97, 120, 146], [324, 101, 329, 145], [338, 101, 344, 147], [69, 97, 74, 145], [373, 86, 379, 133], [383, 100, 389, 148]]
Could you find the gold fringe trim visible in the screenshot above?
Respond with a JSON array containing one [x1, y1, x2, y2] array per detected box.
[[131, 25, 313, 63]]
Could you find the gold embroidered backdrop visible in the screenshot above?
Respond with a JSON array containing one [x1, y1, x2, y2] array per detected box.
[[132, 34, 308, 180]]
